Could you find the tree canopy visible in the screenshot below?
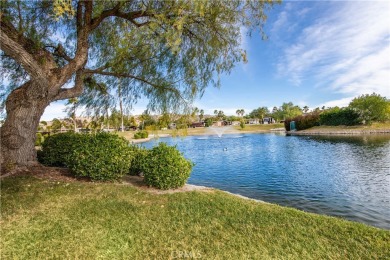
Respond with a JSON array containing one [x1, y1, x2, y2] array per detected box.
[[349, 93, 390, 124], [0, 0, 278, 167], [1, 0, 277, 114]]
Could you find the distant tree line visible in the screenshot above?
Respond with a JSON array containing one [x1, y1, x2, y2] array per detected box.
[[284, 93, 390, 131]]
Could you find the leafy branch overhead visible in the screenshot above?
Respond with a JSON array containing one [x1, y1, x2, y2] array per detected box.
[[1, 0, 278, 113], [0, 0, 278, 167]]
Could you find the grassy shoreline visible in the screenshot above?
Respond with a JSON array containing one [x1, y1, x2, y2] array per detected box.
[[118, 124, 285, 141], [287, 123, 390, 135], [1, 174, 389, 259], [117, 123, 390, 141]]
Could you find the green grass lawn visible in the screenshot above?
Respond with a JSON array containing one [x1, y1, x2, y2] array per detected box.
[[1, 175, 389, 259]]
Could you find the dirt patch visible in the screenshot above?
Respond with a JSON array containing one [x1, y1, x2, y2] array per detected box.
[[122, 175, 213, 194], [0, 165, 87, 182]]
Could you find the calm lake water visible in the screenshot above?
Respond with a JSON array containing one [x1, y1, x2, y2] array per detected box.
[[142, 133, 390, 229]]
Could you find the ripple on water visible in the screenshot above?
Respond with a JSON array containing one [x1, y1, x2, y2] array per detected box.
[[142, 133, 390, 229]]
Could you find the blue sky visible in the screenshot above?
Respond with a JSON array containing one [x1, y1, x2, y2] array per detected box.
[[42, 1, 390, 120]]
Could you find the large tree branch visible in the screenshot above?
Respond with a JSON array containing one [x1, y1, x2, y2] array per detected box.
[[53, 70, 84, 101], [55, 1, 90, 89], [90, 3, 154, 31], [0, 32, 49, 86]]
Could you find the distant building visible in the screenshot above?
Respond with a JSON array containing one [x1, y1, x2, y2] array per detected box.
[[262, 117, 275, 124], [247, 118, 259, 124], [190, 122, 205, 128], [212, 121, 228, 127]]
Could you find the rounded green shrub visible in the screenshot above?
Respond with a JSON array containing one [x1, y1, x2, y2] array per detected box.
[[128, 145, 149, 176], [39, 132, 87, 166], [134, 131, 149, 139], [142, 142, 193, 190], [66, 133, 133, 181]]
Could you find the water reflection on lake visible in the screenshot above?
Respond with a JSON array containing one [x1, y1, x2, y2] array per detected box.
[[142, 133, 390, 229]]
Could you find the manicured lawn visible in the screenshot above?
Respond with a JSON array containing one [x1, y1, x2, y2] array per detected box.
[[1, 175, 389, 259]]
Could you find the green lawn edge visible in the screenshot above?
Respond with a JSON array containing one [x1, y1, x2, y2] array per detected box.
[[1, 175, 389, 259]]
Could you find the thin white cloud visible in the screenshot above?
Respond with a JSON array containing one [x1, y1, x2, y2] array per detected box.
[[318, 97, 354, 109], [276, 1, 390, 99]]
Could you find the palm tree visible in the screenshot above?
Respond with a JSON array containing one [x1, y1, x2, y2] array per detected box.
[[217, 110, 225, 120], [192, 107, 199, 121], [303, 106, 309, 114], [236, 109, 245, 117], [240, 109, 245, 117], [199, 109, 204, 122]]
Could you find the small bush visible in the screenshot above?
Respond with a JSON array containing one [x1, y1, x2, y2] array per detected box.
[[66, 133, 133, 181], [141, 142, 193, 190], [134, 131, 149, 139], [39, 132, 87, 166], [128, 145, 149, 176]]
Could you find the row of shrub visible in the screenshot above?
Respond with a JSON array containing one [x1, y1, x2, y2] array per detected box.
[[133, 131, 149, 139], [284, 113, 320, 131], [284, 107, 363, 131], [319, 107, 361, 126], [38, 132, 192, 189]]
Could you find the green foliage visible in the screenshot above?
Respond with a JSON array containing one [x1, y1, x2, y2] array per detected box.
[[204, 118, 213, 127], [320, 107, 361, 126], [295, 113, 320, 130], [349, 93, 390, 124], [35, 133, 44, 146], [51, 118, 63, 132], [273, 102, 302, 121], [141, 143, 193, 190], [240, 120, 245, 129], [248, 107, 269, 119], [128, 145, 149, 176], [1, 1, 277, 117], [134, 131, 149, 139], [284, 113, 320, 131], [39, 132, 87, 166], [66, 133, 133, 181]]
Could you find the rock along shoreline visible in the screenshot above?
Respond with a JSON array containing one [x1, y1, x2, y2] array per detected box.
[[287, 129, 390, 136]]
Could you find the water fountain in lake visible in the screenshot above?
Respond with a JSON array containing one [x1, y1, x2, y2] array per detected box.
[[208, 125, 233, 138]]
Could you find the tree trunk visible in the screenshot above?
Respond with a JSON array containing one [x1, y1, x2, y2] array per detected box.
[[1, 82, 49, 171]]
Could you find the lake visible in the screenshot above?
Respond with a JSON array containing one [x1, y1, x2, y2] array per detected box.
[[142, 133, 390, 229]]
